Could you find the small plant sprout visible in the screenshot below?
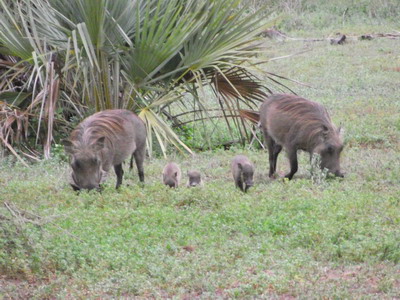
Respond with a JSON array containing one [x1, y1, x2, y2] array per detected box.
[[310, 153, 329, 185]]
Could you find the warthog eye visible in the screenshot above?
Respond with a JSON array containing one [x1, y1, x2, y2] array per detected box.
[[327, 145, 334, 154], [73, 160, 81, 169]]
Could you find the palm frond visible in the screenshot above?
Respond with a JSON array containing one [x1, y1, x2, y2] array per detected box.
[[0, 0, 292, 158], [139, 108, 193, 157], [239, 108, 260, 124], [212, 67, 268, 103], [0, 1, 34, 60]]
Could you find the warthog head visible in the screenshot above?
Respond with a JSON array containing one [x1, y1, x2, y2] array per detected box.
[[315, 126, 344, 177], [239, 163, 254, 192], [63, 137, 107, 191], [187, 170, 202, 187]]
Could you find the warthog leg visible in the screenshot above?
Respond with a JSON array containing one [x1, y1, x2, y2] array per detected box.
[[133, 147, 145, 183], [264, 132, 282, 178], [285, 149, 298, 180], [114, 163, 124, 189]]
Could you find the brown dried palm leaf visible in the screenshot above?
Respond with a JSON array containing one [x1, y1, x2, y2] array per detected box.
[[207, 67, 267, 142], [0, 102, 30, 166], [238, 109, 260, 124], [42, 61, 60, 159], [212, 67, 269, 105], [0, 102, 29, 143]]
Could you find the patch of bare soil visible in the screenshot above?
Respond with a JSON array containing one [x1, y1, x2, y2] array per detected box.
[[0, 276, 34, 299], [315, 264, 400, 297], [383, 66, 400, 72]]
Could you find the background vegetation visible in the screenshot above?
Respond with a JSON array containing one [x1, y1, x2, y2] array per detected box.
[[246, 0, 400, 31], [0, 0, 271, 161], [1, 0, 400, 298]]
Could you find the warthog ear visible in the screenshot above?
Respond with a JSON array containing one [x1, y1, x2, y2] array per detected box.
[[91, 136, 105, 152], [322, 125, 329, 140], [61, 139, 75, 155]]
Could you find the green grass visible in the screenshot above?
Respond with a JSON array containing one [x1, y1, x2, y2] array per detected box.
[[1, 8, 400, 300], [1, 146, 399, 298]]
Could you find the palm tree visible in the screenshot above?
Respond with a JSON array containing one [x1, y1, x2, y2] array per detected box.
[[0, 0, 281, 161]]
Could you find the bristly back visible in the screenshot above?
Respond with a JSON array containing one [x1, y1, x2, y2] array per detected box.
[[273, 95, 331, 124], [70, 110, 129, 146], [271, 94, 338, 147]]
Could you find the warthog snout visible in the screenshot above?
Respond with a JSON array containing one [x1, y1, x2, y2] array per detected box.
[[165, 178, 177, 188], [71, 183, 100, 191], [244, 181, 253, 193], [187, 170, 203, 187], [335, 170, 344, 178]]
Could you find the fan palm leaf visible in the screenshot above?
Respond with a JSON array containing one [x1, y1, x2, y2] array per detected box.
[[0, 0, 290, 159]]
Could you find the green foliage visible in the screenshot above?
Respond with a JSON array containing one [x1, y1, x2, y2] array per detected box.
[[174, 125, 195, 148], [0, 0, 270, 158], [309, 153, 328, 185], [251, 0, 400, 32], [1, 1, 400, 298], [51, 143, 69, 162], [1, 144, 399, 297]]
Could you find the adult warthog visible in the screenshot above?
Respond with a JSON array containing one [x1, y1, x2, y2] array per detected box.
[[260, 94, 344, 180], [63, 109, 146, 190]]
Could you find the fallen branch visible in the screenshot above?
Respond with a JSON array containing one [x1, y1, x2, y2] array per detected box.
[[2, 202, 84, 243], [330, 34, 346, 45], [286, 37, 326, 42], [5, 202, 56, 226], [260, 27, 400, 42], [374, 32, 400, 38]]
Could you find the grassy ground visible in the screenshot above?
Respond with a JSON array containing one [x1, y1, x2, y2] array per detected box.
[[1, 13, 400, 300]]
